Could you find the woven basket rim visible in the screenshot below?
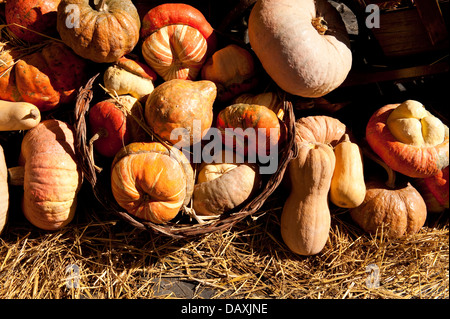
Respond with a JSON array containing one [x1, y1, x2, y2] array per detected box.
[[74, 71, 297, 238]]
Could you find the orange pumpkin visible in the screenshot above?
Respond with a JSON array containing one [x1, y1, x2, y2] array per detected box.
[[0, 41, 88, 111], [110, 142, 194, 224], [366, 102, 449, 178]]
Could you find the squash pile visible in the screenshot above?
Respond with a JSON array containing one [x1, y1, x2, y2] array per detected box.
[[0, 0, 447, 260]]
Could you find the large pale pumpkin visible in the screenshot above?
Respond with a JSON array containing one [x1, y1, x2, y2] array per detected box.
[[248, 0, 352, 97], [110, 142, 194, 224], [18, 119, 83, 231], [366, 101, 449, 178], [57, 0, 140, 63], [0, 41, 88, 111]]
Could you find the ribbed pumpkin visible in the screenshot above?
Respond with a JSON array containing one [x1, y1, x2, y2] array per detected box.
[[17, 119, 83, 231], [57, 0, 140, 63], [0, 41, 88, 111], [5, 0, 60, 43], [248, 0, 352, 98], [366, 101, 449, 178], [140, 3, 217, 81], [0, 145, 9, 235], [110, 142, 194, 224]]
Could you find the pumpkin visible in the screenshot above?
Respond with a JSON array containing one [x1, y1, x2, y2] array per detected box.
[[281, 141, 336, 255], [89, 95, 146, 158], [0, 41, 88, 111], [0, 145, 9, 235], [350, 149, 427, 238], [329, 134, 366, 208], [201, 44, 258, 101], [12, 119, 83, 230], [295, 115, 347, 146], [145, 79, 216, 148], [56, 0, 140, 63], [140, 3, 217, 81], [193, 149, 261, 216], [234, 92, 284, 120], [216, 103, 282, 157], [5, 0, 60, 43], [248, 0, 352, 98], [110, 142, 194, 224], [103, 56, 157, 102], [413, 166, 449, 213], [366, 101, 449, 178], [0, 100, 41, 131]]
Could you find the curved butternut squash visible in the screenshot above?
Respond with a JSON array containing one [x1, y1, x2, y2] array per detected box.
[[0, 100, 41, 131]]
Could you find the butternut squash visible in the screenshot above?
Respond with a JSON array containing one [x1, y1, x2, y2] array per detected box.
[[0, 100, 41, 131], [281, 141, 335, 256], [329, 134, 366, 208]]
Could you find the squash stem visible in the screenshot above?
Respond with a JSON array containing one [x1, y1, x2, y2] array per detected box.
[[362, 143, 396, 189], [96, 0, 108, 12], [7, 166, 24, 186], [311, 17, 328, 35], [88, 130, 105, 173]]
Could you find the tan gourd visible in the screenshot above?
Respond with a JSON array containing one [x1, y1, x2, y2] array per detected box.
[[0, 145, 9, 235], [330, 134, 366, 208], [281, 141, 335, 256], [0, 100, 41, 131]]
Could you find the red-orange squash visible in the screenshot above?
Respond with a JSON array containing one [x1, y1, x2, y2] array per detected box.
[[140, 3, 217, 81], [110, 142, 194, 224], [414, 166, 449, 213], [366, 102, 449, 178], [5, 0, 61, 43], [0, 41, 88, 111], [18, 119, 83, 231], [248, 0, 352, 98]]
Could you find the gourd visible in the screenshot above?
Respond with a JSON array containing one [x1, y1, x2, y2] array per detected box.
[[234, 92, 284, 120], [56, 0, 140, 63], [248, 0, 352, 98], [103, 57, 157, 102], [0, 145, 8, 235], [216, 103, 282, 157], [145, 79, 216, 148], [350, 149, 427, 238], [329, 134, 366, 208], [193, 149, 260, 216], [9, 119, 83, 230], [201, 44, 258, 101], [366, 100, 449, 178], [140, 3, 217, 81], [110, 142, 194, 224], [0, 41, 88, 111], [0, 100, 41, 131], [5, 0, 60, 43], [281, 141, 336, 255]]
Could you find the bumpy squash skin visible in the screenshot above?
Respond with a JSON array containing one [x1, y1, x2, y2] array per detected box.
[[281, 142, 336, 256], [20, 119, 82, 231], [329, 135, 366, 208]]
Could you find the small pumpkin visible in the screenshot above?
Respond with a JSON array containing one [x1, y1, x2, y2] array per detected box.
[[110, 142, 194, 224], [89, 95, 146, 158], [103, 57, 157, 102], [0, 41, 88, 111], [281, 141, 336, 256], [233, 92, 284, 120], [145, 79, 216, 148], [11, 119, 83, 230], [350, 149, 427, 238], [216, 103, 282, 157], [248, 0, 352, 97], [5, 0, 60, 43], [0, 100, 41, 131], [193, 149, 261, 216], [201, 44, 259, 101], [329, 134, 366, 208], [0, 145, 9, 235], [140, 3, 217, 81], [56, 0, 141, 63], [366, 101, 449, 178]]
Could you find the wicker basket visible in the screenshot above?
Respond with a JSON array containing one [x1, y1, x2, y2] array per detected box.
[[74, 72, 297, 239]]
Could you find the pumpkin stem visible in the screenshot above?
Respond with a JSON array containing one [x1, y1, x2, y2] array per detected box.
[[96, 0, 108, 12], [311, 17, 328, 35], [88, 131, 105, 173], [8, 166, 24, 186], [362, 144, 396, 189]]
